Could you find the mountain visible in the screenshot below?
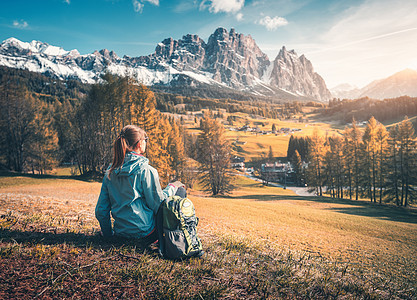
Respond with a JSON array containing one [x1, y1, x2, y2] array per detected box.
[[0, 28, 332, 101], [331, 69, 417, 100], [330, 83, 361, 99], [360, 69, 417, 99]]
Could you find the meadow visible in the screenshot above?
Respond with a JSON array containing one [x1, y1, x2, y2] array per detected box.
[[183, 111, 343, 160], [1, 174, 416, 299]]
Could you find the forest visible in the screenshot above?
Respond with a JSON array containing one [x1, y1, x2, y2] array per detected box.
[[287, 117, 416, 207], [0, 68, 234, 195], [1, 65, 416, 203], [323, 96, 417, 124]]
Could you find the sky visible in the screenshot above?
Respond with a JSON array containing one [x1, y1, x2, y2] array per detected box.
[[1, 0, 417, 88]]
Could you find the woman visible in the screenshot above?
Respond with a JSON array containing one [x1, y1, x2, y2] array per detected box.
[[95, 125, 185, 244]]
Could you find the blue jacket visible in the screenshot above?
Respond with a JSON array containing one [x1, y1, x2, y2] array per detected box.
[[95, 152, 177, 238]]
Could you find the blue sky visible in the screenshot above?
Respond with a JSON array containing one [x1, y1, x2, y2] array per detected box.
[[1, 0, 417, 88]]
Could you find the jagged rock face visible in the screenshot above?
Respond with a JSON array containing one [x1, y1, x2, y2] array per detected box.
[[268, 47, 331, 101], [204, 27, 269, 87], [0, 28, 332, 101], [153, 34, 206, 71]]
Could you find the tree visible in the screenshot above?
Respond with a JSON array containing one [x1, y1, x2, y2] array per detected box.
[[343, 120, 362, 200], [72, 74, 181, 184], [306, 128, 326, 196], [376, 122, 389, 204], [0, 83, 37, 172], [396, 117, 416, 206], [26, 101, 59, 174], [362, 117, 379, 202], [196, 113, 234, 195], [291, 150, 304, 186], [167, 119, 186, 182], [324, 135, 344, 198], [268, 145, 274, 163]]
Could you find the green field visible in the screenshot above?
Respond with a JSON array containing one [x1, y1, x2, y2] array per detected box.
[[1, 174, 416, 298]]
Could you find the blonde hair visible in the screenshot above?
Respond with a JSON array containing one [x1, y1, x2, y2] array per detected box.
[[108, 125, 147, 177]]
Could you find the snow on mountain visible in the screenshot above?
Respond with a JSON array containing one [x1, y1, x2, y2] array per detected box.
[[330, 83, 361, 99], [0, 28, 332, 101]]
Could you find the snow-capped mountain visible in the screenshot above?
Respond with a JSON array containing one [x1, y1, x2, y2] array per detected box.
[[0, 28, 332, 101], [330, 83, 361, 99], [331, 69, 417, 100]]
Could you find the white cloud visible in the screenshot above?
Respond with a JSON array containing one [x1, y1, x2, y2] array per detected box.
[[132, 0, 159, 13], [13, 20, 29, 29], [258, 16, 288, 31], [200, 0, 244, 14], [236, 12, 243, 21], [144, 0, 159, 5], [133, 0, 144, 12], [64, 0, 70, 4]]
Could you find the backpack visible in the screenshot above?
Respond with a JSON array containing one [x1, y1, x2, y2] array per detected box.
[[156, 195, 203, 259]]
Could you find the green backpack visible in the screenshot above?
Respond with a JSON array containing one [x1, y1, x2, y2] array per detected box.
[[156, 196, 203, 259]]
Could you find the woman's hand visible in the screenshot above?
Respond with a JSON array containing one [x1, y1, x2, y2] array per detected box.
[[170, 181, 185, 188]]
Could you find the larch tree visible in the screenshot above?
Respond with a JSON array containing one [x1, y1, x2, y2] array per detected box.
[[307, 128, 326, 196], [362, 117, 379, 202], [196, 113, 234, 195], [397, 117, 416, 206]]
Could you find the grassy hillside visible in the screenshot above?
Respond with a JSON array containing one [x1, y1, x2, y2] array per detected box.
[[1, 174, 416, 299]]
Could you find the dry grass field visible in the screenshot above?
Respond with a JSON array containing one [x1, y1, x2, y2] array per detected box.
[[182, 111, 343, 160], [1, 173, 416, 298]]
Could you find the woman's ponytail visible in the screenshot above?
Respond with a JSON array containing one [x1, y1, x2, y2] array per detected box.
[[108, 125, 147, 177]]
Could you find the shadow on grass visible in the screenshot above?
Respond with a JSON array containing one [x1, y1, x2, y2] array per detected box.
[[0, 228, 154, 252], [236, 194, 417, 224], [0, 170, 103, 183]]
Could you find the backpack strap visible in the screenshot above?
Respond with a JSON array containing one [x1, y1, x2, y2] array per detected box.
[[178, 198, 201, 254], [155, 201, 165, 256]]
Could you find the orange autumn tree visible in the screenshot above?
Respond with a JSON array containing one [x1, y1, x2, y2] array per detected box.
[[73, 74, 186, 184]]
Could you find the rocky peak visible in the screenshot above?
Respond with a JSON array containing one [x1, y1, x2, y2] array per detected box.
[[98, 49, 119, 61], [204, 27, 269, 87], [0, 32, 332, 101], [268, 46, 331, 101]]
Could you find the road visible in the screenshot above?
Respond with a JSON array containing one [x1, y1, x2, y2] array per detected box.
[[241, 174, 315, 196]]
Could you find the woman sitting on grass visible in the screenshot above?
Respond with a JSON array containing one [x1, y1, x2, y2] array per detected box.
[[95, 125, 186, 245]]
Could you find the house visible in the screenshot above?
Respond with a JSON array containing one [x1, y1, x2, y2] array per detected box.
[[261, 162, 293, 182], [231, 156, 245, 170]]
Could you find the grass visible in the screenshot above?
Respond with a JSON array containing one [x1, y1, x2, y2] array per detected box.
[[1, 174, 416, 299], [223, 114, 342, 160]]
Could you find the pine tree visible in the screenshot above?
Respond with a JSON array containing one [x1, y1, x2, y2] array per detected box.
[[268, 145, 274, 163], [291, 150, 303, 186]]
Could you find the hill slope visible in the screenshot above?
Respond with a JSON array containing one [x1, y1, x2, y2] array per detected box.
[[0, 175, 416, 298]]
